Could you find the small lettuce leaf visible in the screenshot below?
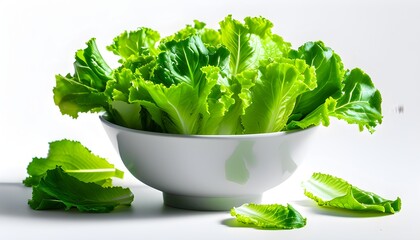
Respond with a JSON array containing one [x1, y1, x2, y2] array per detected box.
[[219, 15, 291, 76], [216, 69, 257, 135], [331, 68, 382, 132], [242, 59, 316, 133], [230, 203, 307, 229], [29, 167, 133, 213], [53, 38, 112, 118], [152, 35, 229, 87], [160, 20, 221, 47], [107, 27, 161, 60], [288, 41, 345, 119], [303, 173, 401, 213], [23, 139, 124, 187], [287, 68, 382, 132]]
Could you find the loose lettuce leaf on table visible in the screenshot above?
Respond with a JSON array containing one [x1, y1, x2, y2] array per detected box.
[[29, 167, 133, 213], [231, 203, 306, 229], [23, 139, 124, 187], [303, 173, 401, 213]]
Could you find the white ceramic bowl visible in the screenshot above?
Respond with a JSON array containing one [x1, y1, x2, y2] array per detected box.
[[100, 116, 317, 210]]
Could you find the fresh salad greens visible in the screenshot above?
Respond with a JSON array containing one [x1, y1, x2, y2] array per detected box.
[[24, 139, 124, 187], [230, 203, 306, 229], [24, 139, 133, 213], [29, 167, 133, 212], [53, 15, 382, 134], [303, 173, 401, 213]]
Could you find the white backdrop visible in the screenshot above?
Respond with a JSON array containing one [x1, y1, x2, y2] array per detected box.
[[1, 0, 419, 185], [1, 1, 420, 239]]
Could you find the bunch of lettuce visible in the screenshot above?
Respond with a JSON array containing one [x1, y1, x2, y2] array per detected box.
[[54, 15, 382, 135]]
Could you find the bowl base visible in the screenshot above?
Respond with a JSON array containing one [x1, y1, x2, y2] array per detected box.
[[162, 193, 262, 211]]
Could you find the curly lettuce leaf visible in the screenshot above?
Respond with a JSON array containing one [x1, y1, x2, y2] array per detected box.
[[107, 27, 160, 60], [53, 38, 112, 118], [303, 173, 401, 213], [23, 139, 124, 187], [29, 167, 133, 213], [152, 35, 229, 87], [287, 68, 382, 132], [242, 59, 316, 133], [231, 203, 306, 229], [215, 69, 257, 134], [130, 66, 223, 135], [288, 41, 345, 118], [219, 15, 291, 76], [160, 20, 221, 47]]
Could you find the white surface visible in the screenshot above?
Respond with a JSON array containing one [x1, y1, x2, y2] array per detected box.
[[1, 0, 419, 239]]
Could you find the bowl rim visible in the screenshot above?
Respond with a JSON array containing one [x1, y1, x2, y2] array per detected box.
[[99, 115, 315, 139]]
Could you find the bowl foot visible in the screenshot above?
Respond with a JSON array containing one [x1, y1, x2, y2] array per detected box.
[[162, 192, 262, 211]]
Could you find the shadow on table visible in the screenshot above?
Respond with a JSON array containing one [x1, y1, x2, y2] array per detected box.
[[0, 183, 222, 221]]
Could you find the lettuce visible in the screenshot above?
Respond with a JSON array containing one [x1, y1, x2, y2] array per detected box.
[[230, 203, 306, 229], [24, 139, 124, 187], [29, 167, 133, 213], [303, 173, 401, 213], [54, 15, 382, 134], [24, 140, 133, 213]]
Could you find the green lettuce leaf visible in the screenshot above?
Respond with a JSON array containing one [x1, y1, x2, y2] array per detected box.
[[219, 15, 290, 76], [53, 38, 112, 118], [303, 173, 401, 213], [107, 27, 160, 60], [23, 139, 124, 187], [152, 35, 229, 87], [242, 59, 316, 133], [29, 167, 133, 213], [288, 41, 345, 119], [287, 68, 382, 132], [216, 70, 257, 135], [231, 203, 306, 229]]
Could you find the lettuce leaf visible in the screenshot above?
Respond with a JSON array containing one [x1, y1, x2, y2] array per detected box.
[[107, 27, 161, 60], [242, 59, 316, 133], [23, 139, 124, 187], [219, 15, 290, 76], [303, 173, 401, 213], [53, 38, 112, 118], [231, 203, 306, 229], [286, 42, 382, 132], [287, 68, 382, 132], [29, 167, 133, 213]]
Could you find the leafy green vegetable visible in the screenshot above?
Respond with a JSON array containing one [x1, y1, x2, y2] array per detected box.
[[230, 203, 306, 229], [24, 139, 124, 187], [53, 39, 112, 118], [29, 167, 133, 213], [303, 173, 401, 213], [24, 139, 133, 213], [54, 15, 382, 135], [242, 59, 316, 133], [286, 42, 382, 133]]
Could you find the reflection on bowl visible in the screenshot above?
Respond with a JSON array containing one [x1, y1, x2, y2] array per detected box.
[[100, 115, 317, 211]]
